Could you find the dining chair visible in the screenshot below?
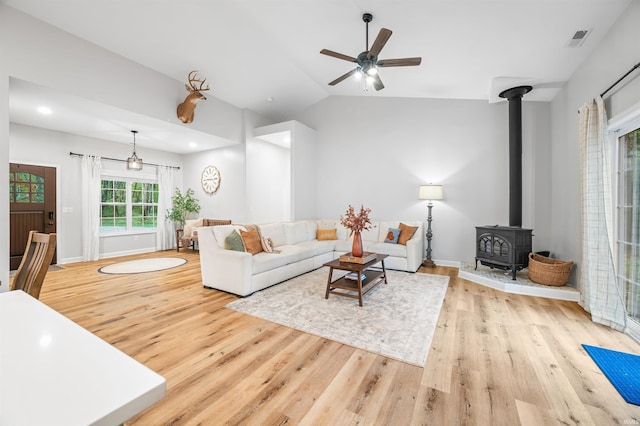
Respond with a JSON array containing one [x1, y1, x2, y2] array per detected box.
[[10, 231, 57, 299]]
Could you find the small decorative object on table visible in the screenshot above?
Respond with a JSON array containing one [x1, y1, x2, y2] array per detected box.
[[340, 204, 372, 258], [340, 251, 377, 264]]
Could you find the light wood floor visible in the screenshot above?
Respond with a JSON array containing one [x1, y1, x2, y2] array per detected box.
[[34, 250, 640, 425]]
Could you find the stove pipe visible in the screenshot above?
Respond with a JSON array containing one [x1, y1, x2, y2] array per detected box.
[[498, 85, 531, 227]]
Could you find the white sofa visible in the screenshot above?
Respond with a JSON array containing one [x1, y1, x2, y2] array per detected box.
[[197, 219, 424, 297]]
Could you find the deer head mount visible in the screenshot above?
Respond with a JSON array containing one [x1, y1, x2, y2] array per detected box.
[[177, 70, 211, 124]]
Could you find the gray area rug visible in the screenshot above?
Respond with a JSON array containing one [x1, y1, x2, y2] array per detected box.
[[226, 268, 449, 366]]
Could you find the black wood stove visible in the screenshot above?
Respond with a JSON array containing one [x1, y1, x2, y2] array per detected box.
[[475, 86, 533, 280], [475, 225, 532, 279]]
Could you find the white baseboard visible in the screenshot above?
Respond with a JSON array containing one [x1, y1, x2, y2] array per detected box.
[[58, 256, 83, 265], [100, 247, 157, 260], [433, 259, 461, 268]]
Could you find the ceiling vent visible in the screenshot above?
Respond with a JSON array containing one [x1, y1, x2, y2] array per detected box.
[[567, 30, 590, 47]]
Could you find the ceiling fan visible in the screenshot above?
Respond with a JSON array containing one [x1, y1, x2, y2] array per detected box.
[[320, 13, 422, 91]]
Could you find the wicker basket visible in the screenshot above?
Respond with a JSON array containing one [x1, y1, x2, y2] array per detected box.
[[528, 253, 574, 286]]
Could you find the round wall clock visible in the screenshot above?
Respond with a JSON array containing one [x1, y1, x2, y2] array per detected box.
[[201, 165, 221, 194]]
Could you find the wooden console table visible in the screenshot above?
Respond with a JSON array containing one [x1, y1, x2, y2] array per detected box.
[[323, 254, 388, 307]]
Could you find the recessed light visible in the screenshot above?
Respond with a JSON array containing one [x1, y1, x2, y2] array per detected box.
[[188, 141, 198, 148], [266, 97, 274, 103], [37, 106, 52, 115]]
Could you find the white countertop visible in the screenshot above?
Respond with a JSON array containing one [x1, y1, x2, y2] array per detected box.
[[0, 290, 166, 425]]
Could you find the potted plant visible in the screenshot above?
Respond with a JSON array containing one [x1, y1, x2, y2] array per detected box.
[[166, 188, 201, 229]]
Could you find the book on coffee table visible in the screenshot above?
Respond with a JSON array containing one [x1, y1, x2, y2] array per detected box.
[[345, 272, 367, 281], [339, 252, 377, 264]]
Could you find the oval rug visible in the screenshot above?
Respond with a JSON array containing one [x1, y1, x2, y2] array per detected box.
[[99, 257, 187, 274]]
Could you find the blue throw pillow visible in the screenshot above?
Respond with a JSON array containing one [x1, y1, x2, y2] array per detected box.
[[384, 227, 401, 244]]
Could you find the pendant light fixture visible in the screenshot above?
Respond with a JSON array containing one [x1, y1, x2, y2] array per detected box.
[[126, 130, 143, 170]]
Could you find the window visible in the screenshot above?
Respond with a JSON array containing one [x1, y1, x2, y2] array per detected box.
[[617, 125, 640, 326], [100, 179, 159, 233], [9, 171, 45, 203]]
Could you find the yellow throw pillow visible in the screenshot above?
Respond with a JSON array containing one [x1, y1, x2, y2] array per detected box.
[[240, 228, 263, 255], [398, 223, 418, 245], [317, 228, 338, 241]]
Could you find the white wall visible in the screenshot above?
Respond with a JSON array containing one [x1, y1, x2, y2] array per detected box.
[[290, 121, 317, 220], [181, 109, 274, 224], [9, 123, 184, 262], [549, 0, 640, 285], [294, 96, 552, 265], [0, 73, 9, 290], [246, 138, 290, 223], [181, 144, 248, 224]]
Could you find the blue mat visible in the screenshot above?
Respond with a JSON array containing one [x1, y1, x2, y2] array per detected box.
[[582, 344, 640, 405]]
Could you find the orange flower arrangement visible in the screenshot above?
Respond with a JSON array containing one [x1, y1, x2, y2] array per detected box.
[[340, 204, 372, 235]]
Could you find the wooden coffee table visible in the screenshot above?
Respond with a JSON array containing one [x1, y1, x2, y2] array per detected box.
[[323, 254, 388, 307]]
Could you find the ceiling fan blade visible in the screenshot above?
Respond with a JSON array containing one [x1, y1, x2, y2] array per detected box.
[[367, 28, 392, 59], [329, 69, 358, 86], [320, 49, 357, 63], [377, 57, 422, 67], [372, 74, 384, 91]]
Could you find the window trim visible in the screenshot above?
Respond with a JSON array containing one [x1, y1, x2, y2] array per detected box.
[[99, 175, 159, 236], [609, 100, 640, 337]]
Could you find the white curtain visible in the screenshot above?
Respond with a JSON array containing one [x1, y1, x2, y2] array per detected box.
[[578, 96, 626, 331], [81, 155, 102, 261], [156, 165, 175, 250]]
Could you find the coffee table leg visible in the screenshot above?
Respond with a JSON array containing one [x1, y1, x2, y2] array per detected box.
[[381, 259, 388, 284], [325, 267, 333, 299], [357, 275, 363, 306]]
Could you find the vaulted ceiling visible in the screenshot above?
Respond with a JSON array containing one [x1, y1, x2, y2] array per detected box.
[[3, 0, 632, 152]]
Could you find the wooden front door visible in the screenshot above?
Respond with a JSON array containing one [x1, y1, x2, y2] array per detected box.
[[9, 163, 57, 270]]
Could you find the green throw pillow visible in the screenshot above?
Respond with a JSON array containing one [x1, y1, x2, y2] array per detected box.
[[224, 230, 246, 252]]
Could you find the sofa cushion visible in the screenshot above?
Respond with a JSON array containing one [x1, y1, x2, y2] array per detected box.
[[317, 228, 338, 240], [304, 220, 318, 241], [252, 251, 288, 274], [368, 242, 407, 257], [213, 225, 247, 248], [334, 238, 354, 253], [224, 230, 246, 252], [398, 222, 419, 245], [258, 223, 287, 247], [338, 239, 377, 254], [359, 221, 379, 242], [284, 221, 309, 245], [240, 229, 263, 255], [384, 228, 401, 244], [277, 244, 316, 263], [298, 240, 336, 256], [316, 219, 337, 230]]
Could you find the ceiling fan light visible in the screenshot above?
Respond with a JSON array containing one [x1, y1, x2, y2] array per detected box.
[[366, 65, 378, 76], [354, 69, 363, 80], [366, 75, 375, 85]]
